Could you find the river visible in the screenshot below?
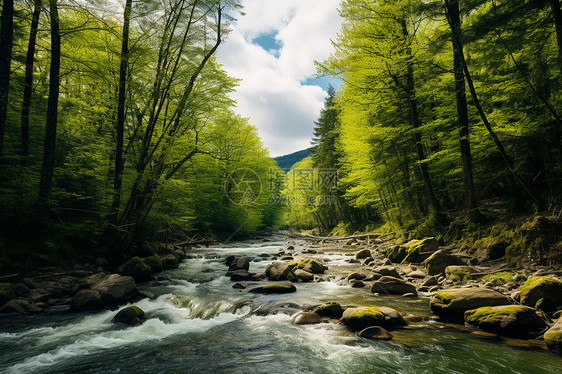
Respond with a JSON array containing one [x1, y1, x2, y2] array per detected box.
[[1, 236, 561, 373]]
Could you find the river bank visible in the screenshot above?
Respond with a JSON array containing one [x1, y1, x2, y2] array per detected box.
[[1, 233, 562, 373]]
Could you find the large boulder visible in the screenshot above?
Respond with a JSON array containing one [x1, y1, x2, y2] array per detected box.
[[91, 274, 138, 305], [313, 302, 345, 318], [265, 262, 298, 282], [373, 265, 401, 278], [386, 245, 407, 263], [230, 270, 252, 281], [228, 256, 250, 272], [519, 276, 562, 312], [355, 249, 372, 259], [249, 281, 297, 294], [291, 312, 322, 325], [297, 258, 326, 274], [371, 276, 417, 296], [422, 250, 466, 275], [119, 257, 152, 282], [295, 269, 314, 282], [430, 287, 511, 320], [358, 326, 394, 340], [113, 305, 145, 325], [340, 306, 406, 331], [71, 289, 103, 311], [402, 238, 439, 263], [445, 266, 479, 282], [161, 254, 179, 270], [544, 317, 562, 356], [464, 305, 547, 338], [0, 283, 15, 307], [142, 254, 163, 273], [0, 299, 30, 314]]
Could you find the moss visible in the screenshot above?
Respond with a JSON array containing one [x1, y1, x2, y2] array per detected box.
[[142, 254, 163, 273], [432, 290, 456, 305], [465, 305, 529, 324], [129, 305, 145, 318], [483, 272, 513, 286], [544, 331, 562, 344], [520, 276, 562, 311], [287, 262, 298, 269], [297, 258, 313, 269], [340, 307, 385, 330], [445, 266, 478, 282]]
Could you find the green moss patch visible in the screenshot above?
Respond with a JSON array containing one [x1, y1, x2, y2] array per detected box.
[[520, 276, 562, 311], [483, 272, 513, 286], [340, 307, 385, 331], [464, 305, 547, 337]]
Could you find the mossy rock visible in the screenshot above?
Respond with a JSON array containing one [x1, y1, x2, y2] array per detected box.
[[265, 262, 298, 282], [519, 276, 562, 312], [340, 307, 385, 331], [161, 254, 179, 270], [119, 257, 152, 282], [401, 238, 439, 263], [0, 283, 15, 307], [430, 287, 510, 321], [313, 302, 345, 318], [297, 258, 325, 274], [113, 305, 145, 325], [422, 250, 466, 275], [482, 272, 513, 286], [142, 254, 163, 273], [543, 317, 562, 355], [445, 266, 479, 282], [386, 245, 407, 263], [464, 305, 547, 338], [249, 281, 297, 294]]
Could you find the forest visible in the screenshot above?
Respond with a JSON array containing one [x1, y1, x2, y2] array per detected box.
[[285, 0, 562, 262], [1, 0, 562, 271], [0, 0, 284, 270]]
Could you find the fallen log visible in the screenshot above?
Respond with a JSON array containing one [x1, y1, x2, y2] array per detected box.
[[284, 232, 395, 241]]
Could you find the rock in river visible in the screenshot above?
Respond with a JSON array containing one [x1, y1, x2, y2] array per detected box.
[[265, 262, 298, 282], [91, 274, 139, 305], [464, 305, 547, 338], [358, 326, 394, 340], [430, 287, 510, 320], [113, 305, 145, 325], [371, 276, 417, 296], [544, 317, 562, 356], [313, 302, 345, 318], [292, 312, 322, 325], [249, 281, 297, 294], [119, 257, 152, 282], [340, 306, 406, 331]]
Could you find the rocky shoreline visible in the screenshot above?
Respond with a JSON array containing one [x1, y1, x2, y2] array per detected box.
[[1, 233, 561, 356]]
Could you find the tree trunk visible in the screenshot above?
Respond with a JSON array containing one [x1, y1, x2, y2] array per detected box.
[[401, 20, 446, 225], [37, 0, 61, 212], [110, 0, 132, 223], [551, 0, 562, 75], [20, 0, 42, 167], [445, 0, 479, 222], [0, 0, 14, 161]]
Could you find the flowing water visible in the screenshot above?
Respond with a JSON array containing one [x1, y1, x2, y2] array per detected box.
[[1, 237, 561, 373]]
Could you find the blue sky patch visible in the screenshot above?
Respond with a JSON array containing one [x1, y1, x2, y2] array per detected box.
[[303, 76, 341, 91], [252, 32, 282, 55]]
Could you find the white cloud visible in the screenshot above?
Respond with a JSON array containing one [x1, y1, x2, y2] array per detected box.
[[216, 0, 342, 157]]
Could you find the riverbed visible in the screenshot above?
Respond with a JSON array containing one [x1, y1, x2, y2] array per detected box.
[[1, 236, 561, 373]]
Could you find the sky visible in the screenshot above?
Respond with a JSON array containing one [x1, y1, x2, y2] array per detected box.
[[216, 0, 342, 158]]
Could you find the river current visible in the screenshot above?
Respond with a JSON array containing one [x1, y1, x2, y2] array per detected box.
[[1, 236, 561, 373]]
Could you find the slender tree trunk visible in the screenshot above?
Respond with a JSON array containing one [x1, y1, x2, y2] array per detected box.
[[37, 0, 61, 212], [551, 0, 562, 75], [400, 20, 446, 225], [20, 0, 42, 167], [0, 0, 14, 161], [110, 0, 133, 223], [445, 0, 479, 222]]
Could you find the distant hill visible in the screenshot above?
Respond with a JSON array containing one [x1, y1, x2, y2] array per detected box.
[[273, 148, 312, 170]]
